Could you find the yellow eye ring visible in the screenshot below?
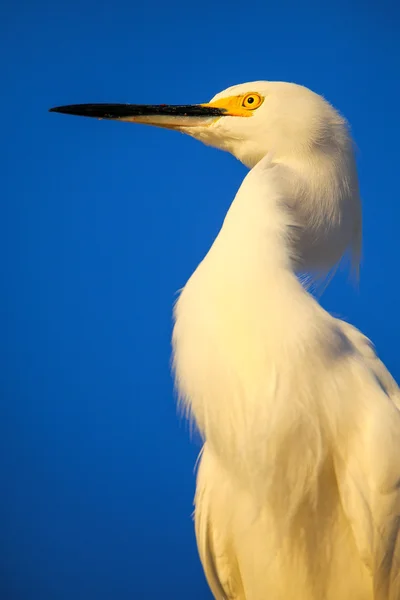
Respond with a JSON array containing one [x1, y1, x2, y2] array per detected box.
[[241, 93, 263, 110]]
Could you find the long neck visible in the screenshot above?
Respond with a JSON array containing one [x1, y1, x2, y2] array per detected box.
[[274, 147, 361, 276], [172, 157, 322, 496]]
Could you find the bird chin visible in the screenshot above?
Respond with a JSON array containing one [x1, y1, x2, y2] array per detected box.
[[182, 125, 238, 160]]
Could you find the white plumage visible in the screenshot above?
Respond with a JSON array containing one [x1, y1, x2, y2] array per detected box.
[[171, 83, 400, 599], [51, 81, 400, 599]]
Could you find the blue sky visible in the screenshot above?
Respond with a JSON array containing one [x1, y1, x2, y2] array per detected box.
[[2, 1, 399, 598]]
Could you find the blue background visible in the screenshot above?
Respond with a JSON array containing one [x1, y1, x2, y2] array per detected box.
[[2, 1, 399, 598]]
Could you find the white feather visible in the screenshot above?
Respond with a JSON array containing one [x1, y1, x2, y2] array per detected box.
[[173, 142, 400, 598]]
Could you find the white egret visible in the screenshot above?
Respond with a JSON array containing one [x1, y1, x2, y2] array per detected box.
[[51, 82, 400, 599]]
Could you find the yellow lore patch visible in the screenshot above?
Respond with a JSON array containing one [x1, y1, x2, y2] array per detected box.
[[200, 92, 264, 117]]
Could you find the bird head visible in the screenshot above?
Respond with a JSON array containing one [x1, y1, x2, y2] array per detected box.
[[50, 81, 361, 276], [50, 81, 351, 169]]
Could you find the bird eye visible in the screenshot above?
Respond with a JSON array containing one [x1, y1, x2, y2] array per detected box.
[[241, 93, 263, 110]]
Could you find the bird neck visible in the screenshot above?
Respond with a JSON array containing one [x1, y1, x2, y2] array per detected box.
[[273, 146, 361, 274], [211, 158, 296, 285], [205, 156, 303, 303], [172, 157, 317, 463]]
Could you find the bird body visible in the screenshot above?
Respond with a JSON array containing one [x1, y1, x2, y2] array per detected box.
[[51, 81, 400, 599], [173, 156, 400, 599]]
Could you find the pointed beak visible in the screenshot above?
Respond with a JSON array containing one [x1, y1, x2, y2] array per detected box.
[[49, 102, 228, 129]]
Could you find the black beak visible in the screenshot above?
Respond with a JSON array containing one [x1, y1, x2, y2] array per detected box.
[[49, 103, 226, 120]]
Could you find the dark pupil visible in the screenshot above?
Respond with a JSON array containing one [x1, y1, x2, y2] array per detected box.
[[247, 97, 255, 104]]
